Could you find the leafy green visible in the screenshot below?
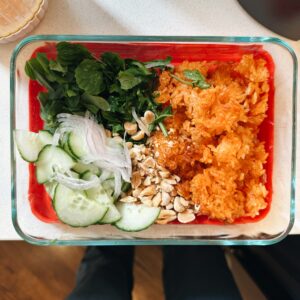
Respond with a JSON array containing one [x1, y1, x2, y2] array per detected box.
[[118, 70, 143, 90], [75, 59, 105, 95], [56, 42, 92, 66], [81, 93, 110, 112], [170, 69, 210, 89], [148, 106, 172, 136], [144, 56, 173, 69], [25, 42, 173, 138]]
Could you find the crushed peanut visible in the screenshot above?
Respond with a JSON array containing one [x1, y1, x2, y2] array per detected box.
[[119, 144, 198, 224]]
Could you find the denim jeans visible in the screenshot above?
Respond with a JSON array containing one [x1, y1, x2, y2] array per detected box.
[[67, 246, 242, 300]]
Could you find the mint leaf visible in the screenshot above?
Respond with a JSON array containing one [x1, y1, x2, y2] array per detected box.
[[57, 42, 92, 66], [75, 59, 105, 95], [118, 70, 142, 90], [101, 52, 125, 73], [49, 60, 67, 73], [81, 93, 110, 112]]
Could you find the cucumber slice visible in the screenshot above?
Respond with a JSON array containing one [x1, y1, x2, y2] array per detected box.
[[38, 130, 53, 145], [82, 171, 114, 203], [68, 131, 88, 159], [102, 179, 115, 197], [53, 184, 108, 227], [44, 182, 58, 198], [114, 203, 160, 232], [35, 145, 75, 184], [14, 130, 52, 162], [100, 204, 121, 224], [60, 132, 77, 159], [72, 162, 100, 176]]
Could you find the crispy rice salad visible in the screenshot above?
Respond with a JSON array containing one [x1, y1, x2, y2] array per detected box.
[[15, 41, 271, 231]]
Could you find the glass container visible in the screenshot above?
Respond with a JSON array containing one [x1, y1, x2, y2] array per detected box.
[[10, 35, 297, 245]]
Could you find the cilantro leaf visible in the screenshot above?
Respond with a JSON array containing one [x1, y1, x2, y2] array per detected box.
[[144, 56, 173, 69], [75, 59, 105, 95], [183, 69, 211, 89], [171, 69, 210, 89]]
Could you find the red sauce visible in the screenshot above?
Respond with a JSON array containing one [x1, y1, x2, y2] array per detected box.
[[28, 42, 274, 224]]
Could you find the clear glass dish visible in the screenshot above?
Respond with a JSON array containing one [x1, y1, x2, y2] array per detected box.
[[10, 35, 297, 246]]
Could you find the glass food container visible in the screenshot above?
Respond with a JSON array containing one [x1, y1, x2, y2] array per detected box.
[[10, 35, 297, 246]]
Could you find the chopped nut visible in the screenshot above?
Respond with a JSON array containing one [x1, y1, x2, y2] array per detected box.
[[132, 171, 142, 189], [158, 165, 169, 172], [163, 178, 177, 185], [131, 130, 145, 141], [161, 180, 174, 193], [178, 212, 195, 223], [140, 185, 156, 197], [173, 175, 181, 182], [124, 122, 138, 135], [153, 176, 161, 184], [143, 110, 155, 124], [161, 191, 171, 206], [156, 216, 177, 224], [156, 209, 177, 224], [166, 203, 174, 210], [132, 188, 142, 198], [105, 129, 112, 138], [159, 171, 170, 178], [174, 196, 185, 212], [179, 197, 190, 207], [140, 196, 153, 206], [158, 209, 176, 218], [193, 204, 201, 213], [120, 196, 137, 203], [152, 193, 162, 207], [143, 176, 152, 186], [142, 157, 156, 169], [126, 142, 133, 149]]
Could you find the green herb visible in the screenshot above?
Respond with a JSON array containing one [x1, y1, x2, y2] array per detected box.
[[148, 106, 172, 137], [25, 42, 173, 138], [75, 59, 105, 95], [144, 56, 173, 69], [170, 69, 210, 89]]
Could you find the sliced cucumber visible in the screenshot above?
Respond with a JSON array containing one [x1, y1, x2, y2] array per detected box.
[[102, 179, 115, 197], [44, 182, 58, 198], [99, 169, 114, 181], [35, 145, 75, 184], [53, 184, 108, 227], [68, 131, 88, 159], [100, 204, 121, 224], [72, 162, 100, 176], [114, 203, 160, 232], [38, 130, 53, 145], [82, 171, 114, 203], [14, 130, 52, 162], [61, 132, 77, 159]]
